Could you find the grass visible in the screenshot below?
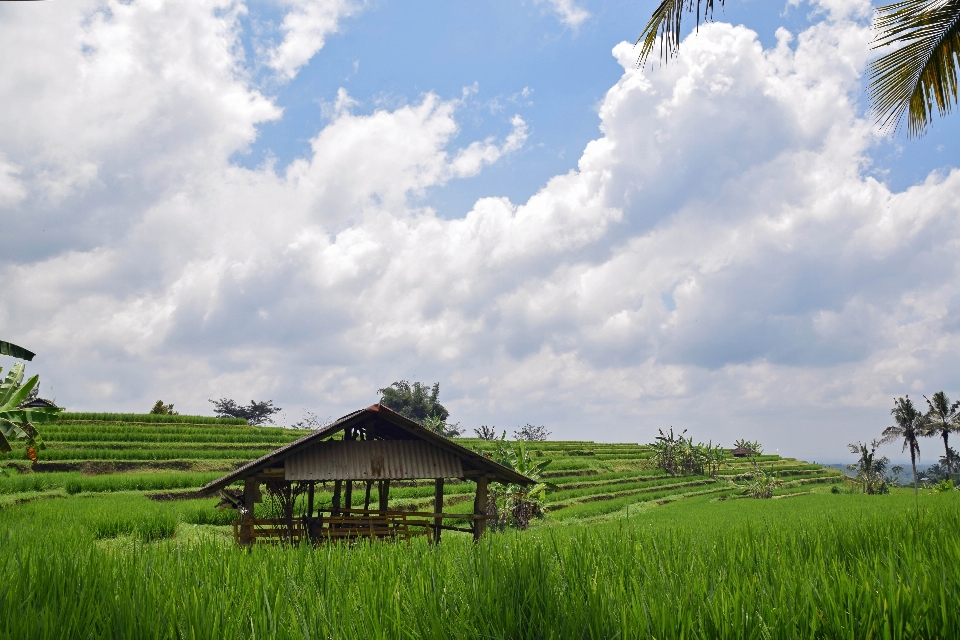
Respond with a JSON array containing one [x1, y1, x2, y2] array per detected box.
[[0, 491, 955, 638]]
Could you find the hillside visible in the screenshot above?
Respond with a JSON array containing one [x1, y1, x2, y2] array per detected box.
[[0, 413, 846, 515]]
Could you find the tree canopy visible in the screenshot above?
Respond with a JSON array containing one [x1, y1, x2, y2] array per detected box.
[[209, 398, 281, 426], [378, 381, 449, 423]]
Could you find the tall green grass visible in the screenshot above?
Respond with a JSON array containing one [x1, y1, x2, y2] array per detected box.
[[0, 492, 955, 639]]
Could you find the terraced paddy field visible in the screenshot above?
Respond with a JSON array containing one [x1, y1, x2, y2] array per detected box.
[[0, 413, 846, 517], [0, 413, 953, 638]]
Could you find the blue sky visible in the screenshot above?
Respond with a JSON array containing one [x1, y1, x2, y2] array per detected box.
[[1, 0, 959, 464]]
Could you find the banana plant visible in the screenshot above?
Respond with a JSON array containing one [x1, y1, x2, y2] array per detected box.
[[0, 362, 60, 460], [489, 432, 556, 529]]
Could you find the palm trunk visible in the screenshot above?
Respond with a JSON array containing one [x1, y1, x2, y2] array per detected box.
[[911, 448, 918, 496], [944, 431, 952, 475]]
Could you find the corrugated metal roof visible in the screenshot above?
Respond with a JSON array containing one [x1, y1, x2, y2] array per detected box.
[[285, 440, 463, 480], [199, 404, 532, 494]]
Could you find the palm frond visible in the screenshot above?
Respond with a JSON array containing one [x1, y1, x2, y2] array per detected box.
[[869, 0, 960, 136], [636, 0, 725, 66]]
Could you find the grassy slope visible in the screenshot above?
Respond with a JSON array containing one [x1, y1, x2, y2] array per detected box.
[[0, 416, 846, 516]]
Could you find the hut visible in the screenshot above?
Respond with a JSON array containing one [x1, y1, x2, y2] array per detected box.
[[730, 447, 755, 458], [199, 404, 532, 546]]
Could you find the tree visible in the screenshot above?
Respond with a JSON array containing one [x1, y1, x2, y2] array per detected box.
[[0, 362, 60, 461], [209, 398, 281, 425], [924, 391, 959, 476], [378, 381, 449, 423], [474, 425, 498, 440], [636, 0, 960, 136], [847, 440, 891, 494], [513, 424, 550, 441], [880, 395, 931, 495], [150, 400, 178, 415]]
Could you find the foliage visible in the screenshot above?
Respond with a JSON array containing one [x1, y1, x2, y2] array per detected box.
[[737, 458, 782, 499], [924, 391, 959, 474], [881, 395, 931, 495], [421, 414, 464, 438], [378, 380, 449, 423], [149, 400, 178, 415], [650, 428, 725, 477], [0, 340, 34, 361], [209, 398, 281, 426], [847, 440, 891, 495], [634, 0, 724, 66], [869, 0, 960, 136], [488, 433, 553, 530], [932, 478, 955, 493], [513, 424, 550, 441], [733, 438, 763, 454], [0, 362, 60, 460], [474, 425, 497, 440]]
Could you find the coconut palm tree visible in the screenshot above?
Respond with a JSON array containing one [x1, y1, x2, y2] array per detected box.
[[924, 391, 959, 476], [636, 0, 960, 136], [880, 395, 931, 495]]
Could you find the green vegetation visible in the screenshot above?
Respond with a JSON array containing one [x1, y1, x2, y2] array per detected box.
[[0, 491, 955, 638], [61, 412, 248, 425], [0, 410, 950, 637]]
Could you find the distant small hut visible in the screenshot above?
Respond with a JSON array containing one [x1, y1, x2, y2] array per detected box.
[[731, 447, 755, 458], [200, 404, 532, 546]]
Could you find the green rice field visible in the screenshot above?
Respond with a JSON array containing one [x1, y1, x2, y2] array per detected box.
[[0, 413, 952, 638]]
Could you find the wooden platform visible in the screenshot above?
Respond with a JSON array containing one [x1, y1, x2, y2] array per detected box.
[[232, 508, 490, 546]]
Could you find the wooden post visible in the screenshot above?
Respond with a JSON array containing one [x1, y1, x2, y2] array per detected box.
[[378, 480, 390, 513], [345, 480, 353, 511], [332, 480, 342, 515], [241, 478, 258, 547], [363, 480, 373, 511], [473, 476, 489, 542], [307, 481, 315, 519], [433, 478, 444, 544]]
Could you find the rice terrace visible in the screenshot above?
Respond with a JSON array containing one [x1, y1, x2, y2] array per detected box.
[[0, 345, 957, 639]]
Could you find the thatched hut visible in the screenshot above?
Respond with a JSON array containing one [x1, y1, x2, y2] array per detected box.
[[200, 404, 531, 546]]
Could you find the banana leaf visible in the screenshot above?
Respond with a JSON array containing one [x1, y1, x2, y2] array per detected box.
[[0, 341, 34, 361]]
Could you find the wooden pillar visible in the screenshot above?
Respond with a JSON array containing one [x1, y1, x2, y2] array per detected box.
[[378, 480, 390, 513], [473, 476, 489, 542], [344, 480, 353, 512], [307, 481, 315, 519], [433, 478, 444, 544], [240, 478, 258, 547], [332, 480, 342, 515], [363, 480, 373, 511]]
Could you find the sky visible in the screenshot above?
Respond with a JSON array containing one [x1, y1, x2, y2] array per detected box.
[[2, 0, 959, 463]]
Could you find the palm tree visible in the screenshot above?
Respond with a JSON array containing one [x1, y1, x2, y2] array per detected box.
[[847, 440, 891, 494], [880, 395, 931, 495], [636, 0, 960, 136], [924, 391, 959, 476]]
